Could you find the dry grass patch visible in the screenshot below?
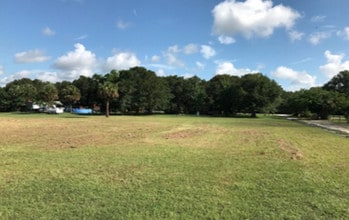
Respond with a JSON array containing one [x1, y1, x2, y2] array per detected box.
[[0, 116, 165, 150], [277, 139, 304, 160]]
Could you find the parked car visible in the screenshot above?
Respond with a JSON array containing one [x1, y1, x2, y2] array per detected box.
[[47, 105, 64, 114]]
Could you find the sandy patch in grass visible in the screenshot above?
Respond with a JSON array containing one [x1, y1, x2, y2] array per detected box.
[[277, 139, 303, 160]]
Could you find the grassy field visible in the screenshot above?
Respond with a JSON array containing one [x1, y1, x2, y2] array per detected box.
[[0, 113, 348, 219]]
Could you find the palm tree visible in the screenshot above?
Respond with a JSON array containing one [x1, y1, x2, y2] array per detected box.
[[99, 81, 119, 117]]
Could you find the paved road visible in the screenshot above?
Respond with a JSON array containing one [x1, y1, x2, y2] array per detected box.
[[300, 120, 349, 136]]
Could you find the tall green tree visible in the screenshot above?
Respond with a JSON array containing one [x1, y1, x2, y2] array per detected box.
[[39, 83, 58, 105], [240, 73, 282, 117], [185, 76, 207, 114], [58, 82, 81, 112], [163, 76, 188, 114], [117, 69, 137, 112], [3, 78, 38, 111], [73, 75, 100, 107], [323, 70, 349, 95], [118, 67, 171, 113], [206, 74, 242, 115], [288, 87, 348, 119], [98, 81, 119, 117], [0, 87, 8, 112]]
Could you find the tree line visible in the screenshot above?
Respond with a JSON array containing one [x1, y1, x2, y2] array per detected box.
[[0, 67, 348, 120]]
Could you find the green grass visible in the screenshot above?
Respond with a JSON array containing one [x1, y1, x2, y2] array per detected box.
[[0, 113, 348, 219]]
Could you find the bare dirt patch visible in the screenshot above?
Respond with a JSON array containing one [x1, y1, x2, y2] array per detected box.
[[162, 128, 203, 139], [277, 139, 303, 160], [0, 117, 159, 150]]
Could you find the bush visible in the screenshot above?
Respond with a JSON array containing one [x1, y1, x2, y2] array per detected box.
[[299, 110, 312, 119], [344, 112, 349, 123]]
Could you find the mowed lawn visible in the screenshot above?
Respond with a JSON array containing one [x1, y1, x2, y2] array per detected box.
[[0, 113, 348, 219]]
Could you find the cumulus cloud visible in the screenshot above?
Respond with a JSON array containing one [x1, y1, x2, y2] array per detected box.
[[167, 45, 180, 53], [212, 0, 300, 41], [183, 43, 199, 54], [163, 45, 185, 67], [289, 30, 304, 41], [156, 44, 214, 69], [215, 61, 254, 76], [319, 50, 349, 78], [165, 52, 185, 67], [42, 27, 55, 36], [151, 55, 161, 62], [272, 66, 316, 90], [200, 45, 216, 59], [218, 35, 235, 44], [36, 71, 60, 83], [54, 43, 97, 80], [105, 52, 141, 71], [309, 32, 330, 45], [0, 70, 32, 87], [15, 49, 50, 63]]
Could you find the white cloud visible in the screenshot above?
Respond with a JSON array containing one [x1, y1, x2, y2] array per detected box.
[[36, 71, 60, 83], [218, 35, 235, 44], [196, 61, 205, 70], [54, 43, 97, 80], [105, 52, 141, 71], [158, 44, 213, 69], [0, 70, 32, 87], [344, 27, 349, 40], [183, 43, 199, 54], [272, 66, 316, 91], [165, 53, 185, 67], [292, 57, 312, 65], [289, 30, 304, 41], [147, 63, 174, 70], [42, 27, 55, 36], [200, 45, 216, 59], [163, 45, 185, 67], [116, 19, 130, 30], [0, 70, 62, 86], [215, 61, 253, 76], [311, 15, 326, 23], [156, 69, 166, 77], [183, 73, 194, 79], [212, 0, 300, 40], [15, 49, 50, 63], [76, 34, 88, 40], [168, 45, 180, 53], [319, 50, 349, 78], [151, 55, 160, 62], [309, 32, 330, 45]]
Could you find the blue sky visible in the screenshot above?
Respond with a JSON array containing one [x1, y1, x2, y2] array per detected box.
[[1, 0, 349, 91]]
